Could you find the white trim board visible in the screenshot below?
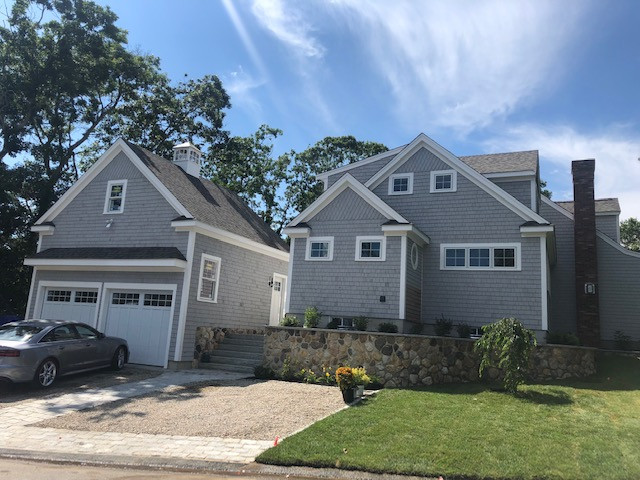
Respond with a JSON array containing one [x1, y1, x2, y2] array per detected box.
[[540, 236, 549, 331], [287, 174, 407, 227], [174, 230, 196, 362], [399, 236, 407, 320], [284, 238, 295, 314], [172, 220, 289, 262], [365, 133, 549, 224], [35, 139, 191, 225], [315, 145, 406, 181]]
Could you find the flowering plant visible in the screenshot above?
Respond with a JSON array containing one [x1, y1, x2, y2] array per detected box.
[[335, 366, 355, 391], [351, 367, 371, 386]]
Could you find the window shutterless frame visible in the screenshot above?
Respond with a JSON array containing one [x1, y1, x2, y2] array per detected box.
[[355, 236, 386, 261], [439, 243, 521, 271], [430, 170, 457, 193], [197, 254, 222, 303], [305, 237, 334, 261], [388, 173, 414, 195], [103, 179, 128, 214]]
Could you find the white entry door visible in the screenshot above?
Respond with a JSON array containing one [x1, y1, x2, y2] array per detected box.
[[269, 274, 287, 326], [41, 288, 99, 326], [104, 290, 173, 367]]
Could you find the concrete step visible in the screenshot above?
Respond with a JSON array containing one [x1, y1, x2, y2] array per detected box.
[[198, 362, 255, 375], [206, 353, 262, 367], [222, 335, 265, 347], [215, 344, 264, 355], [214, 347, 263, 358]]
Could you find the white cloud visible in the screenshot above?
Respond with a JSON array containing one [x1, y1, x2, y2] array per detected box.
[[224, 66, 266, 118], [251, 0, 325, 58], [329, 0, 591, 133], [484, 125, 640, 220]]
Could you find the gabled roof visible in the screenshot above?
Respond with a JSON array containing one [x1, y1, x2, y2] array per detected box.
[[459, 151, 538, 175], [126, 142, 288, 252], [555, 198, 621, 215]]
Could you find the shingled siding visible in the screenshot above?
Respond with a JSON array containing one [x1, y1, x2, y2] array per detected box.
[[490, 179, 532, 209], [181, 233, 288, 362], [597, 235, 640, 348], [326, 153, 397, 188], [373, 147, 543, 332], [28, 270, 184, 359], [41, 151, 188, 255], [596, 215, 619, 242], [540, 201, 577, 334], [288, 189, 402, 324]]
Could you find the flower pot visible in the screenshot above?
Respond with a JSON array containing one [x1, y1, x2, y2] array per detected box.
[[341, 388, 355, 403], [355, 385, 365, 398]]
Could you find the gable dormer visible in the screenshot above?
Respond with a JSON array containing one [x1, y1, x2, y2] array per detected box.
[[172, 141, 202, 177]]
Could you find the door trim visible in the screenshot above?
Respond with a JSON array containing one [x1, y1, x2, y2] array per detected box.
[[98, 282, 177, 368], [269, 273, 287, 326], [35, 281, 103, 327]]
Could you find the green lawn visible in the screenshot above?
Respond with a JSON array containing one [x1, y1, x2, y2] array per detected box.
[[257, 354, 640, 480]]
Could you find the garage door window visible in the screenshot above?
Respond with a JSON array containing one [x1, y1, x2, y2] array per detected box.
[[197, 254, 221, 303], [47, 290, 71, 302], [75, 291, 98, 303], [112, 293, 140, 305], [144, 294, 172, 307]]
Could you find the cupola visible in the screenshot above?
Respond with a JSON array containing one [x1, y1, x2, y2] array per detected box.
[[172, 141, 203, 177]]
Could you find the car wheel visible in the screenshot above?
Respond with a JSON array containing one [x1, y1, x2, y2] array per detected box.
[[34, 359, 58, 388], [111, 346, 127, 371]]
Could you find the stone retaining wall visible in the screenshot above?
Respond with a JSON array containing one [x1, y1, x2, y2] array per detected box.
[[195, 326, 264, 361], [263, 327, 596, 387]]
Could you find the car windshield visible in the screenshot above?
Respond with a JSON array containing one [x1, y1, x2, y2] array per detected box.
[[0, 325, 44, 342]]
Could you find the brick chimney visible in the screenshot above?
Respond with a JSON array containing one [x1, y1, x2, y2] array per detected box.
[[572, 159, 600, 347]]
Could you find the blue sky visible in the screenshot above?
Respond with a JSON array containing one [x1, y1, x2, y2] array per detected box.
[[98, 1, 639, 218]]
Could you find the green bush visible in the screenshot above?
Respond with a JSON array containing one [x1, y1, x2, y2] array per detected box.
[[303, 306, 321, 328], [410, 323, 424, 335], [354, 316, 368, 331], [254, 365, 276, 379], [434, 314, 453, 336], [280, 314, 299, 327], [614, 330, 633, 351], [456, 323, 471, 339], [326, 318, 339, 329], [474, 317, 537, 393], [378, 322, 398, 333], [546, 331, 580, 346]]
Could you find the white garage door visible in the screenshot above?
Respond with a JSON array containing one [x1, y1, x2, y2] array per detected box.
[[41, 288, 99, 326], [104, 290, 173, 367]]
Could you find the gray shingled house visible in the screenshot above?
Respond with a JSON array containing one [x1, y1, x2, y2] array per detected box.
[[283, 133, 640, 348], [24, 139, 289, 368]]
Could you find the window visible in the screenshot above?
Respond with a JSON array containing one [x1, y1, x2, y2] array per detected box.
[[103, 179, 128, 214], [305, 237, 334, 261], [388, 173, 414, 195], [332, 317, 353, 329], [197, 254, 221, 302], [112, 293, 140, 305], [40, 325, 77, 343], [46, 290, 71, 302], [410, 243, 419, 270], [355, 236, 386, 261], [440, 244, 521, 271], [430, 170, 457, 193], [74, 291, 98, 304], [75, 325, 99, 339], [144, 293, 173, 307]]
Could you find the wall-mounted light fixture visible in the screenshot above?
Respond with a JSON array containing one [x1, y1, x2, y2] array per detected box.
[[268, 276, 274, 288], [584, 283, 597, 295], [106, 219, 114, 229]]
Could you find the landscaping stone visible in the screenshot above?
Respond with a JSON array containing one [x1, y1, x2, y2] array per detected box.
[[194, 326, 264, 361], [263, 327, 597, 388]]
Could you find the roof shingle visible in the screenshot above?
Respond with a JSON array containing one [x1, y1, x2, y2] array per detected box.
[[556, 198, 621, 214], [459, 151, 539, 174], [30, 247, 186, 260]]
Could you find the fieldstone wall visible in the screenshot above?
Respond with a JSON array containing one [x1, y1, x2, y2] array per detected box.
[[195, 326, 264, 361], [263, 327, 596, 387]]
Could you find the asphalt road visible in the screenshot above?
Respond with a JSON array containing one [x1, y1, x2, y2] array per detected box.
[[0, 458, 286, 480]]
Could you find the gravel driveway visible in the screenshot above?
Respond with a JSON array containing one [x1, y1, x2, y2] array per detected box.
[[0, 366, 162, 409], [37, 379, 346, 440]]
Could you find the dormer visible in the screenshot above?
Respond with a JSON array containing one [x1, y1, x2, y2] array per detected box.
[[172, 141, 203, 177]]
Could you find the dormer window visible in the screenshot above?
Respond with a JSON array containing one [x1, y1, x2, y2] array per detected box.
[[103, 180, 127, 214], [430, 170, 457, 193], [388, 173, 414, 195]]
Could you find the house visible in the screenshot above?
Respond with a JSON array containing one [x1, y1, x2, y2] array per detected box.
[[283, 133, 640, 348], [24, 139, 289, 368]]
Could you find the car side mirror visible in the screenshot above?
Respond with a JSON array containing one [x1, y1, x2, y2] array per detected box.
[[97, 332, 105, 339]]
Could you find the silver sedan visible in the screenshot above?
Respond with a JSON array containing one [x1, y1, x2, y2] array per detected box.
[[0, 320, 129, 388]]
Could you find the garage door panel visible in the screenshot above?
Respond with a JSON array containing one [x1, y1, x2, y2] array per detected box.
[[41, 288, 98, 326]]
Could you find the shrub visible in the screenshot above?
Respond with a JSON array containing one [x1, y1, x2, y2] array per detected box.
[[280, 314, 299, 327], [326, 318, 339, 329], [280, 356, 298, 380], [410, 323, 424, 335], [351, 367, 371, 386], [378, 322, 398, 333], [434, 314, 453, 336], [335, 366, 355, 391], [303, 306, 321, 328], [456, 323, 471, 339], [546, 331, 580, 346], [614, 330, 633, 351], [299, 368, 320, 384], [354, 316, 368, 331], [254, 365, 276, 379], [319, 365, 336, 385], [368, 374, 384, 389], [474, 317, 537, 393]]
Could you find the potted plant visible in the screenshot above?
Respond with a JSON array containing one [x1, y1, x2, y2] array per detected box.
[[351, 367, 371, 398], [335, 366, 356, 403], [303, 306, 321, 328]]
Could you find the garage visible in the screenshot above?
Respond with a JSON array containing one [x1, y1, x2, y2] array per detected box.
[[103, 289, 174, 367], [40, 287, 99, 326]]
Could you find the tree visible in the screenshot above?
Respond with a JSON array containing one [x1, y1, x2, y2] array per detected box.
[[540, 179, 552, 199], [0, 0, 160, 216], [621, 217, 640, 251], [284, 136, 388, 219]]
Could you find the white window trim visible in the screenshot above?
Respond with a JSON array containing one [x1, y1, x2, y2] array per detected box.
[[103, 179, 128, 214], [388, 173, 414, 196], [355, 236, 387, 261], [410, 243, 419, 270], [197, 254, 222, 303], [439, 243, 521, 271], [430, 170, 457, 193], [305, 237, 334, 261]]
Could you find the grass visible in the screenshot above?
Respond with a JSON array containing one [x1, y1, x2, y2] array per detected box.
[[257, 354, 640, 480]]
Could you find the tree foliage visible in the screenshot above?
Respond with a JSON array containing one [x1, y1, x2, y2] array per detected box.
[[620, 217, 640, 252], [540, 179, 552, 199]]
